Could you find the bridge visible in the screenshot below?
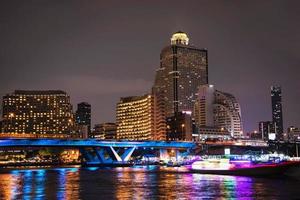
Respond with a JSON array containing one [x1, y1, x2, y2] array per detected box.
[[0, 139, 196, 166]]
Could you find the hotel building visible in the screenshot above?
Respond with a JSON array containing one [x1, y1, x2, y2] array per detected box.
[[194, 85, 243, 138], [116, 94, 166, 140], [1, 90, 74, 137]]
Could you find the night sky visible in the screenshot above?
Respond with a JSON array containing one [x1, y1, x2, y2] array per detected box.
[[0, 1, 299, 132]]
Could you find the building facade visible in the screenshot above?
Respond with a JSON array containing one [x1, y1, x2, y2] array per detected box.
[[75, 102, 91, 137], [166, 112, 193, 141], [116, 94, 166, 140], [1, 90, 74, 137], [271, 86, 283, 139], [194, 85, 243, 138], [214, 90, 243, 138], [287, 126, 300, 141], [153, 31, 208, 118], [258, 121, 276, 141], [193, 126, 231, 141], [93, 123, 117, 140]]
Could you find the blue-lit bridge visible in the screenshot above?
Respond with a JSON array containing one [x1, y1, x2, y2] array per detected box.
[[0, 139, 196, 166]]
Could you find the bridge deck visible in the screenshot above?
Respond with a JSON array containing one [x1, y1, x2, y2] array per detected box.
[[0, 139, 196, 149]]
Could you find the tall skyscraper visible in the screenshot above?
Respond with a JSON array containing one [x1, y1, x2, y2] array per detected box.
[[116, 94, 166, 140], [153, 31, 208, 117], [1, 90, 74, 137], [194, 85, 243, 138], [271, 86, 283, 139], [75, 102, 91, 136]]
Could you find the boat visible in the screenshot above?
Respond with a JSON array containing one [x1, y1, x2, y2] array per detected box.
[[188, 154, 300, 176]]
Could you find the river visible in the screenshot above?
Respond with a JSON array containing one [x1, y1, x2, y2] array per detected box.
[[0, 166, 299, 199]]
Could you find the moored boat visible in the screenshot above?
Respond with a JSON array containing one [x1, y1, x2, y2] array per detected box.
[[188, 154, 300, 176]]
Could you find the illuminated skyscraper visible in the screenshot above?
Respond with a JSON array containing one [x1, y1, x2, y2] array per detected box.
[[116, 94, 166, 140], [153, 31, 208, 117], [271, 86, 283, 139], [1, 90, 74, 137]]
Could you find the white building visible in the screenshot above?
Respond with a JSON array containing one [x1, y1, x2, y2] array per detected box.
[[194, 85, 243, 138]]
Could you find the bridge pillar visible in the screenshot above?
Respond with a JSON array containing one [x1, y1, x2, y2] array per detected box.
[[94, 148, 113, 164], [80, 146, 137, 165], [121, 147, 136, 162], [80, 148, 102, 164]]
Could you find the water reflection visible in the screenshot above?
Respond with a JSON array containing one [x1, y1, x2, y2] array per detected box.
[[56, 168, 80, 200], [114, 167, 255, 199], [0, 168, 79, 200], [0, 167, 298, 199]]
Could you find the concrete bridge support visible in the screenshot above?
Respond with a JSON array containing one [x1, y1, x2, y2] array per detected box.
[[80, 146, 137, 165]]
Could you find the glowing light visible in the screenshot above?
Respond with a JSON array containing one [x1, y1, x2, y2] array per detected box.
[[171, 31, 189, 45]]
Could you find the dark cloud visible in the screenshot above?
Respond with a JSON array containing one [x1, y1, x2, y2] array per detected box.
[[0, 0, 299, 132]]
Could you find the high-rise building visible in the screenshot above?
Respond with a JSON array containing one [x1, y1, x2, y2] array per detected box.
[[258, 121, 276, 140], [1, 90, 74, 137], [153, 31, 208, 118], [194, 85, 243, 138], [271, 86, 283, 139], [93, 123, 117, 140], [193, 84, 215, 127], [75, 102, 91, 136], [116, 94, 166, 140]]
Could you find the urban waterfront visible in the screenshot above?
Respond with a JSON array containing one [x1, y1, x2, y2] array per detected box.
[[0, 166, 300, 200]]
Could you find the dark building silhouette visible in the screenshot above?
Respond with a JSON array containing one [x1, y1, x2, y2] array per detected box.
[[166, 112, 192, 141], [271, 86, 283, 139], [287, 126, 300, 141], [153, 31, 208, 118], [75, 102, 91, 136], [258, 121, 276, 140], [1, 90, 74, 137]]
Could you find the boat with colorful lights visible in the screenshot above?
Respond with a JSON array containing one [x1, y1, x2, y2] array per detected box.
[[188, 153, 300, 176]]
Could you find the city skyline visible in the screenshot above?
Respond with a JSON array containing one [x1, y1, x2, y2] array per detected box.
[[0, 1, 299, 132]]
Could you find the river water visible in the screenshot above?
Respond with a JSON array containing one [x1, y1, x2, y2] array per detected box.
[[0, 166, 299, 200]]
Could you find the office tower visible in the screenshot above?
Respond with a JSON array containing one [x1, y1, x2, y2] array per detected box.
[[116, 94, 166, 140], [93, 123, 117, 140], [194, 85, 243, 138], [1, 90, 74, 137], [153, 31, 208, 118], [75, 102, 91, 136], [271, 86, 283, 139], [258, 121, 276, 140], [166, 112, 193, 141]]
